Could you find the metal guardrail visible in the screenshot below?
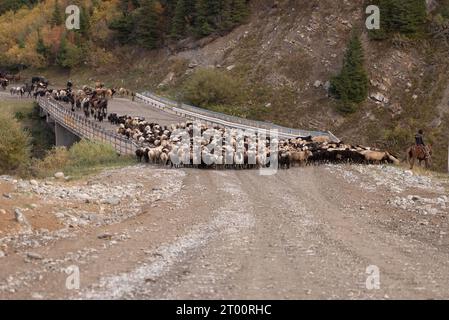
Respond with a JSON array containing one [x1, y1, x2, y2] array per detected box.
[[38, 97, 138, 155], [136, 92, 340, 142]]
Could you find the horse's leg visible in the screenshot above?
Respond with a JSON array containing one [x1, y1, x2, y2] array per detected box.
[[410, 156, 415, 170]]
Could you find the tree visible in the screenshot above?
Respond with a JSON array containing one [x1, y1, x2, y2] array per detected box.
[[0, 113, 31, 174], [56, 34, 68, 66], [109, 13, 136, 44], [398, 0, 427, 34], [231, 0, 249, 25], [220, 0, 233, 32], [369, 0, 427, 39], [171, 0, 187, 38], [0, 0, 39, 15], [51, 0, 63, 27], [195, 0, 213, 36], [36, 31, 49, 59], [135, 0, 161, 49], [331, 33, 369, 113], [79, 6, 91, 37]]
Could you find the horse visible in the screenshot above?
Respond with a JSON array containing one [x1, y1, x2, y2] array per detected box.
[[10, 86, 24, 97], [22, 83, 34, 98], [0, 78, 8, 90], [407, 145, 432, 169], [5, 74, 20, 83]]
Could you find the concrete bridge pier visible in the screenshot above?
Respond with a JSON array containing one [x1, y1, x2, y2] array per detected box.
[[55, 122, 80, 148]]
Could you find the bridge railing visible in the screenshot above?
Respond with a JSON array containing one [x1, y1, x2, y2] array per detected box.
[[135, 92, 340, 142], [37, 97, 138, 156]]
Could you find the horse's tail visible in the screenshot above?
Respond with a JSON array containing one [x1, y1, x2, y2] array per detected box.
[[406, 147, 413, 163]]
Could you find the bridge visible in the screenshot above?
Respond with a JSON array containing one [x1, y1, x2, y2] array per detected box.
[[36, 92, 339, 155]]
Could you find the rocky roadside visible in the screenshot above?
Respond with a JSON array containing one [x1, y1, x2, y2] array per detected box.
[[0, 165, 185, 262]]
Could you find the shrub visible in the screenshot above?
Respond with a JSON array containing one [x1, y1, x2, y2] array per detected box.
[[31, 147, 70, 177], [0, 112, 31, 174], [336, 100, 357, 114], [31, 140, 129, 178], [182, 68, 245, 108], [382, 126, 414, 155], [68, 140, 121, 168]]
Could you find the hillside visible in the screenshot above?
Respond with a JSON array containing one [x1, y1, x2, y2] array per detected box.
[[1, 0, 449, 170]]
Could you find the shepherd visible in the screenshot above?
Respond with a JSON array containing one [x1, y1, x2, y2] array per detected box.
[[407, 129, 432, 169]]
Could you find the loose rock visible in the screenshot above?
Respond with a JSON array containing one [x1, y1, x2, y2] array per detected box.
[[14, 208, 27, 224], [54, 172, 65, 179], [26, 252, 44, 260]]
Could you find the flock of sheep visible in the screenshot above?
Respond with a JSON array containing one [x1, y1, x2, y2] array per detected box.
[[111, 115, 400, 169], [32, 78, 399, 170]]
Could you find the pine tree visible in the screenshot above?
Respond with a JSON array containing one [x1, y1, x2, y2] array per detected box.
[[56, 35, 68, 67], [171, 0, 187, 38], [51, 0, 63, 26], [220, 0, 233, 32], [79, 6, 91, 37], [398, 0, 427, 34], [331, 33, 369, 113], [369, 0, 427, 39], [136, 0, 160, 49], [36, 31, 49, 58], [183, 0, 196, 29], [195, 0, 213, 36], [231, 0, 249, 25], [109, 14, 136, 44]]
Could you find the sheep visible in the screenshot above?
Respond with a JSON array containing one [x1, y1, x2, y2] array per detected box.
[[106, 111, 396, 170], [160, 151, 170, 166], [312, 136, 331, 144], [289, 150, 313, 167], [278, 150, 291, 169], [360, 150, 392, 164]]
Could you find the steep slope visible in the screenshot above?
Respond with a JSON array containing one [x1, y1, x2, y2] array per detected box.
[[3, 0, 449, 171]]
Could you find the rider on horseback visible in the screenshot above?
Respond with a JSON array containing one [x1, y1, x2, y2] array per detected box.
[[415, 130, 430, 158]]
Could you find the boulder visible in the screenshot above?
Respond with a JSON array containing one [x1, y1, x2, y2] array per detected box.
[[157, 72, 175, 88], [370, 92, 389, 104], [102, 197, 121, 206], [26, 252, 43, 260], [14, 208, 27, 224], [54, 172, 65, 179]]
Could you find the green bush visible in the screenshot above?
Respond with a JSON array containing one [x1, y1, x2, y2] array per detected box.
[[182, 68, 245, 108], [31, 147, 70, 177], [336, 100, 357, 114], [0, 112, 31, 174], [383, 126, 414, 153], [31, 140, 131, 178], [68, 140, 120, 168]]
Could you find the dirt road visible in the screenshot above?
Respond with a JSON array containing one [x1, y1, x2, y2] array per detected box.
[[1, 163, 449, 300]]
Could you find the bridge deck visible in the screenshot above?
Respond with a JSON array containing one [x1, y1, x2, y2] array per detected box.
[[64, 97, 186, 133], [0, 91, 185, 133]]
